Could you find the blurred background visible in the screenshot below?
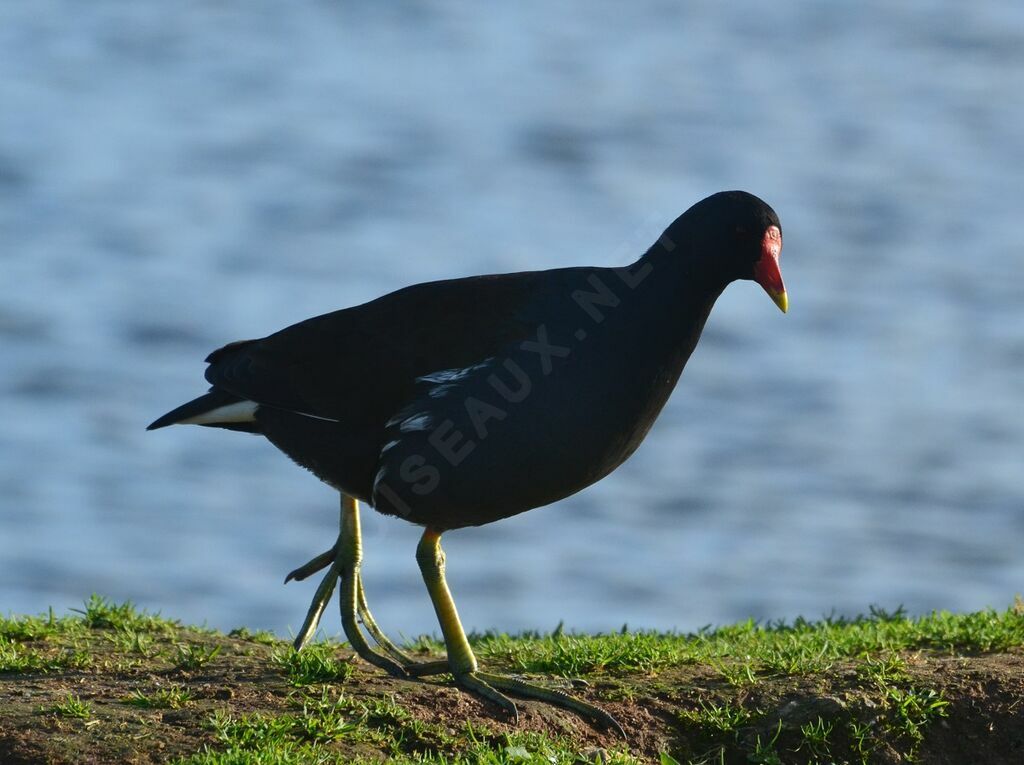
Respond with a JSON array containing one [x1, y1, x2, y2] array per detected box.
[[2, 2, 1022, 640]]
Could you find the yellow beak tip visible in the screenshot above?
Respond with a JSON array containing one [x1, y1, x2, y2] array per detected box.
[[771, 290, 789, 314]]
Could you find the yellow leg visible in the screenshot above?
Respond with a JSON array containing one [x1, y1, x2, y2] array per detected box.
[[415, 529, 625, 736], [334, 495, 409, 676], [288, 502, 625, 736], [416, 529, 517, 715], [289, 496, 448, 673]]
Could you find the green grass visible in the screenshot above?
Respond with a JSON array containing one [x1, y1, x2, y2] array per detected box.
[[228, 627, 279, 646], [668, 646, 953, 764], [471, 605, 1024, 679], [72, 594, 179, 634], [0, 597, 212, 678], [176, 688, 641, 765], [796, 716, 834, 760], [854, 651, 950, 759], [47, 693, 92, 719], [173, 642, 223, 671], [678, 699, 756, 737], [5, 598, 1023, 681], [124, 685, 195, 709], [272, 643, 355, 686], [1, 633, 92, 673]]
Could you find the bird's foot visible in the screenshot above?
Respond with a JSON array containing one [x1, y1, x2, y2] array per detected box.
[[288, 497, 448, 679], [287, 547, 408, 677], [288, 546, 446, 676], [447, 669, 625, 737]]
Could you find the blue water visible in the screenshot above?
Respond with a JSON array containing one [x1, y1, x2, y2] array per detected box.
[[2, 2, 1023, 641]]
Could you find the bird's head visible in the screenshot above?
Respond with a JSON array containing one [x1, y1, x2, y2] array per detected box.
[[663, 190, 788, 313]]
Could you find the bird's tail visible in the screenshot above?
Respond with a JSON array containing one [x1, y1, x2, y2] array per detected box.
[[147, 389, 259, 432]]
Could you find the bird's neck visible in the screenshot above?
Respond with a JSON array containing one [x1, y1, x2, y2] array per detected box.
[[628, 247, 729, 351], [578, 249, 727, 406]]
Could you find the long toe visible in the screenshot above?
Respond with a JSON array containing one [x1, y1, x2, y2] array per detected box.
[[346, 637, 409, 678], [340, 575, 409, 678], [285, 545, 337, 584], [354, 578, 458, 676], [292, 564, 339, 650], [454, 672, 519, 724], [476, 671, 626, 738], [356, 576, 420, 667]]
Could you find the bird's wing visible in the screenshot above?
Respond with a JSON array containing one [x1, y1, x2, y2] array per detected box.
[[203, 272, 546, 429]]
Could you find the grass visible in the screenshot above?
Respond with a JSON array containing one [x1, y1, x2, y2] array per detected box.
[[468, 604, 1024, 679], [1, 597, 1022, 764], [6, 599, 1024, 680], [678, 699, 756, 736], [228, 627, 279, 646], [796, 716, 834, 759], [854, 651, 950, 760], [124, 685, 195, 709], [174, 643, 224, 671], [72, 593, 179, 634], [669, 646, 953, 764], [272, 643, 355, 686], [47, 693, 92, 719], [178, 688, 641, 765], [1, 635, 91, 673]]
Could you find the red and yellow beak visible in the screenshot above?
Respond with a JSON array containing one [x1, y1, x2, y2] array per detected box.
[[753, 225, 787, 313]]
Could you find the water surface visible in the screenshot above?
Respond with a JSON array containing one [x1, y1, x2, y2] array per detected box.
[[1, 1, 1022, 639]]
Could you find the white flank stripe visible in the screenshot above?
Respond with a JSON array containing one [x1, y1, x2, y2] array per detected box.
[[180, 400, 258, 425], [399, 413, 434, 432], [372, 465, 388, 494], [416, 357, 494, 385]]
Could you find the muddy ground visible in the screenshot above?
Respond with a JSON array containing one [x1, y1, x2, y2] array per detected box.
[[2, 624, 1024, 764]]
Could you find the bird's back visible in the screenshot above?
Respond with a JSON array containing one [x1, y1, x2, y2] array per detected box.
[[199, 261, 709, 527], [201, 269, 550, 503]]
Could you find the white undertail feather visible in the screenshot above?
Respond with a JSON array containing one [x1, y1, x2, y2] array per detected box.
[[179, 400, 259, 425]]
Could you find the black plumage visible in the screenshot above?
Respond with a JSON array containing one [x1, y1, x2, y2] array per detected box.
[[151, 190, 785, 530]]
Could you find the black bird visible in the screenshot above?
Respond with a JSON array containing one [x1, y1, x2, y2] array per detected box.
[[149, 190, 787, 734]]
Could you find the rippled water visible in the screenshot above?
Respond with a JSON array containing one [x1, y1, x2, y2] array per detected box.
[[2, 2, 1023, 639]]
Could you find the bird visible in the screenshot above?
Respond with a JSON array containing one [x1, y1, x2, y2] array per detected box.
[[148, 190, 787, 735]]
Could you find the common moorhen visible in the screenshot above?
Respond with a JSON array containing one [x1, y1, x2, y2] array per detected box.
[[149, 190, 788, 734]]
